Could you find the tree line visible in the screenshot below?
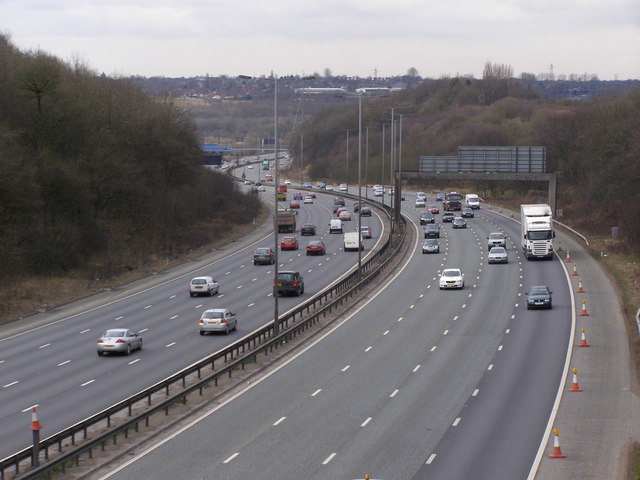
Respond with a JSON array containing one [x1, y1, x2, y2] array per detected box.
[[0, 35, 261, 289], [289, 64, 640, 245]]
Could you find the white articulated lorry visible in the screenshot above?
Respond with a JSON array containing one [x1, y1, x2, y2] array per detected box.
[[520, 204, 555, 260]]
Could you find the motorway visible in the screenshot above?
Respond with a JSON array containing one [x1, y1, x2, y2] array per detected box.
[[90, 184, 575, 480], [0, 177, 385, 460]]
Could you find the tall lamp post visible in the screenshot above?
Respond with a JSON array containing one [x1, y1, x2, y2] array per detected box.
[[239, 74, 313, 335]]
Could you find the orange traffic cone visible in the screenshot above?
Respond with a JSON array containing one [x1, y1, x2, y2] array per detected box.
[[29, 406, 42, 431], [572, 263, 578, 276], [557, 241, 563, 252], [568, 368, 583, 392], [578, 328, 590, 347], [565, 250, 571, 263], [549, 429, 566, 458], [577, 278, 585, 293], [580, 299, 589, 316]]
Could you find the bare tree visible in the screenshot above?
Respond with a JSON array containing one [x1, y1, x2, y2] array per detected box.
[[480, 61, 513, 105]]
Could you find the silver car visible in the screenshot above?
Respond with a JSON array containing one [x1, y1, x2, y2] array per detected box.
[[422, 239, 440, 254], [97, 328, 143, 356], [488, 246, 509, 263], [198, 308, 238, 335]]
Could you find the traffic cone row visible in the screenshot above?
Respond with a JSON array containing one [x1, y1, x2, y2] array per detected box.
[[29, 406, 42, 431], [568, 368, 583, 392], [578, 328, 590, 347], [549, 428, 566, 458], [580, 299, 589, 316]]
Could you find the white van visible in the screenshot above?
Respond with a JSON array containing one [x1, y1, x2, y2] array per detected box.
[[465, 194, 481, 209], [343, 232, 363, 251], [329, 219, 343, 234]]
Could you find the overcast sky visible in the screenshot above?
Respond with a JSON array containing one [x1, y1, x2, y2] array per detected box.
[[1, 0, 639, 80]]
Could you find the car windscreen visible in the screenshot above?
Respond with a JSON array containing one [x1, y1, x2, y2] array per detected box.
[[443, 270, 460, 276]]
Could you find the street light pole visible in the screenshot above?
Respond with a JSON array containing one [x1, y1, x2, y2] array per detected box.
[[345, 129, 350, 189], [273, 75, 280, 334], [357, 94, 363, 279]]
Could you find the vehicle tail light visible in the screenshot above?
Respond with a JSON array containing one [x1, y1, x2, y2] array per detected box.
[[97, 339, 103, 343], [220, 317, 226, 324], [292, 279, 297, 287], [116, 339, 126, 344], [199, 318, 204, 324]]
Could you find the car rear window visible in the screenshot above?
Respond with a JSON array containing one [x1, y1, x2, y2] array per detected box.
[[278, 273, 294, 281], [203, 311, 224, 319], [191, 279, 207, 285], [105, 330, 125, 337], [255, 248, 270, 254]]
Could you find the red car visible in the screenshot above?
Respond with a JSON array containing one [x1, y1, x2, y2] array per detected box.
[[428, 205, 440, 214], [280, 236, 299, 250], [306, 240, 326, 256], [289, 201, 300, 209]]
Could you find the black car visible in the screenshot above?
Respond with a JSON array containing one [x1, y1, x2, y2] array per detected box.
[[442, 212, 456, 223], [333, 197, 345, 206], [276, 271, 304, 296], [526, 285, 553, 309], [420, 212, 435, 225], [424, 224, 440, 238], [360, 207, 372, 217], [300, 223, 317, 236], [461, 207, 474, 218]]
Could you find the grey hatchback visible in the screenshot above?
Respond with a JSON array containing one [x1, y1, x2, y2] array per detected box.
[[253, 247, 275, 265]]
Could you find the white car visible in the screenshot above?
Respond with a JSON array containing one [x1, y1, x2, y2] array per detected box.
[[303, 196, 313, 204], [284, 179, 292, 185], [415, 198, 426, 208], [247, 165, 253, 169], [189, 276, 220, 297], [416, 192, 427, 201], [325, 185, 334, 191], [339, 183, 348, 191], [439, 268, 464, 289], [257, 185, 266, 192]]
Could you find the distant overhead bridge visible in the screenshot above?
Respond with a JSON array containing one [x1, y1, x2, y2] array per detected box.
[[395, 146, 557, 214]]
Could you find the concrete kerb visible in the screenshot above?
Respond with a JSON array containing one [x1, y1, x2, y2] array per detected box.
[[486, 205, 638, 480]]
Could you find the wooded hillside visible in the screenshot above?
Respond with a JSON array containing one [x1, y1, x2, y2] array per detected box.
[[0, 36, 261, 298], [289, 75, 640, 245]]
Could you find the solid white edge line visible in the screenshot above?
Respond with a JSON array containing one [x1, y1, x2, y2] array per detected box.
[[426, 453, 437, 464], [526, 251, 577, 480], [94, 213, 420, 480], [488, 210, 577, 480]]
